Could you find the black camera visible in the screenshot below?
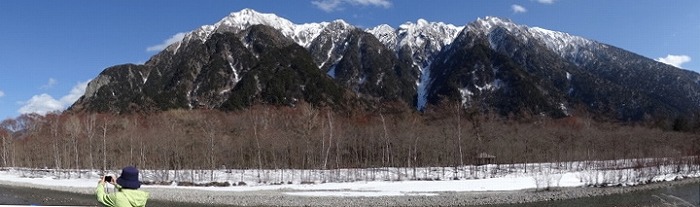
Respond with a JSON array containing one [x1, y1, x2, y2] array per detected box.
[[104, 176, 113, 183]]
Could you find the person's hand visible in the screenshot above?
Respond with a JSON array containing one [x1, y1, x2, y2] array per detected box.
[[102, 175, 116, 185], [99, 176, 106, 184]]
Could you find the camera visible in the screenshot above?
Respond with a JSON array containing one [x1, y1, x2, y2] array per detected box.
[[104, 176, 113, 183]]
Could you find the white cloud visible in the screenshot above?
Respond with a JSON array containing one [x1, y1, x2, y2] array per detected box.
[[146, 32, 187, 52], [18, 80, 89, 115], [512, 4, 528, 13], [0, 90, 4, 98], [536, 0, 556, 4], [40, 78, 58, 90], [656, 54, 692, 68], [312, 0, 392, 12], [312, 0, 343, 12], [17, 94, 63, 115]]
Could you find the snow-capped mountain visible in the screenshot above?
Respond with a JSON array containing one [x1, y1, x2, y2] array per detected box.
[[172, 8, 328, 53], [71, 9, 700, 125], [367, 19, 462, 53]]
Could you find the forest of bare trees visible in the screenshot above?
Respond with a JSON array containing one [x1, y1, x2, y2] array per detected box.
[[0, 102, 698, 178]]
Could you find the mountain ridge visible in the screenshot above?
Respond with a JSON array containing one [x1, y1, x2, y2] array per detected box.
[[69, 9, 700, 127]]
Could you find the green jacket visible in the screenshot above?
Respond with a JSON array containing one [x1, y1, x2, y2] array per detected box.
[[96, 182, 149, 207]]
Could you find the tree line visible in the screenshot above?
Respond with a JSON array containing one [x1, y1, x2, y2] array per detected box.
[[0, 103, 698, 175]]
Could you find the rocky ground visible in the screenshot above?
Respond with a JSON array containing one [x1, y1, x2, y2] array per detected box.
[[0, 178, 697, 206]]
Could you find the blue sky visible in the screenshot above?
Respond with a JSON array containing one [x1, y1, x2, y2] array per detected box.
[[0, 0, 698, 120]]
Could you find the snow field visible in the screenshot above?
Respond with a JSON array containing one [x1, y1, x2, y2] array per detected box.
[[0, 157, 698, 197]]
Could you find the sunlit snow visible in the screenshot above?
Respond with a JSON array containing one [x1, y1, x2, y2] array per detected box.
[[0, 158, 698, 197]]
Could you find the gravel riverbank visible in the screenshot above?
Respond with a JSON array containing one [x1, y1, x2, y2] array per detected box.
[[0, 178, 698, 206]]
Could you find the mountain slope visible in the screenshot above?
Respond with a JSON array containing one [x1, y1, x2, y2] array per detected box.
[[69, 9, 700, 124], [427, 17, 700, 120], [367, 19, 463, 109]]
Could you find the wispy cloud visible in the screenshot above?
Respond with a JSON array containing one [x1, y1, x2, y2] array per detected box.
[[535, 0, 556, 4], [146, 32, 187, 52], [18, 80, 89, 115], [312, 0, 343, 12], [656, 54, 692, 68], [40, 78, 58, 90], [0, 90, 4, 98], [348, 0, 391, 7], [511, 4, 528, 14], [312, 0, 392, 12]]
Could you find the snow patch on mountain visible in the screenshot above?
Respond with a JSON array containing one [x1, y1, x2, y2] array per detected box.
[[466, 16, 521, 37], [529, 27, 602, 65], [293, 23, 329, 48], [226, 54, 240, 83], [366, 24, 397, 50], [311, 20, 356, 70], [416, 61, 432, 111], [476, 79, 503, 92], [459, 87, 474, 107], [529, 27, 593, 55], [368, 19, 463, 54]]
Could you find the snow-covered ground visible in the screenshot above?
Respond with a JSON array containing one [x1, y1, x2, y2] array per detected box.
[[0, 158, 698, 197]]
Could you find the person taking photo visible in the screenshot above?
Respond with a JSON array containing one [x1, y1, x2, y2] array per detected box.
[[97, 166, 149, 207]]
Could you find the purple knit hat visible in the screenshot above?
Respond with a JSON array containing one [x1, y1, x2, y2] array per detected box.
[[117, 166, 141, 189]]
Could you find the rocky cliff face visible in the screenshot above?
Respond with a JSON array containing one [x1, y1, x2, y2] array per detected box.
[[70, 9, 700, 123]]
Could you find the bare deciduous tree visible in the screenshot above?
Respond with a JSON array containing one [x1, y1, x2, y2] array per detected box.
[[65, 116, 81, 177]]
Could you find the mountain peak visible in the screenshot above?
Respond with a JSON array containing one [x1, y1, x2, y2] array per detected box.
[[417, 18, 429, 26], [177, 8, 328, 50], [236, 8, 258, 15], [368, 24, 395, 32], [395, 19, 463, 51], [467, 16, 520, 35], [476, 16, 514, 25], [366, 24, 397, 51], [399, 19, 461, 30], [327, 19, 354, 31], [217, 8, 295, 33]]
